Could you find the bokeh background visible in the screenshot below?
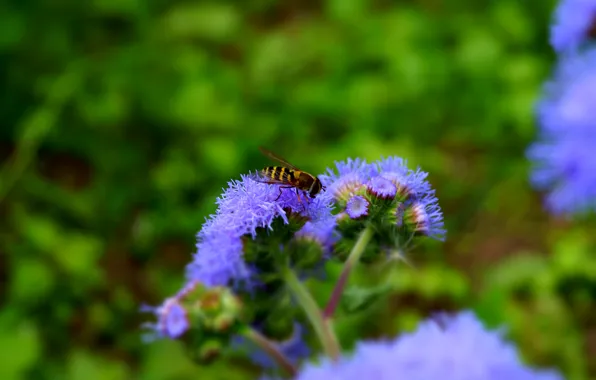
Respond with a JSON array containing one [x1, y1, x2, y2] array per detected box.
[[2, 0, 594, 379]]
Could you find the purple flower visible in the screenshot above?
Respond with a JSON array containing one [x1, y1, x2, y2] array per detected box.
[[405, 200, 446, 240], [377, 157, 432, 200], [208, 173, 331, 239], [142, 297, 190, 340], [376, 157, 445, 241], [295, 312, 563, 380], [186, 231, 251, 288], [367, 176, 397, 200], [322, 155, 445, 241], [320, 159, 377, 203], [346, 196, 370, 219], [528, 49, 596, 214], [186, 173, 334, 287], [550, 0, 596, 53]]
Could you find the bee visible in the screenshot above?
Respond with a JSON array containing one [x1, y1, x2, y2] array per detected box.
[[254, 146, 325, 202]]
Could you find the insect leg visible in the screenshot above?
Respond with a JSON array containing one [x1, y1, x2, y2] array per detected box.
[[295, 188, 303, 204], [275, 186, 294, 201]]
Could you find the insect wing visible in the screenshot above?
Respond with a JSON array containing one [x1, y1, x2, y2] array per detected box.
[[249, 171, 290, 186], [258, 146, 299, 170]]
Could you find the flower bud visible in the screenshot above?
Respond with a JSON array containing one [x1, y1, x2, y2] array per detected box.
[[346, 195, 370, 220], [367, 176, 397, 201], [402, 200, 445, 239]]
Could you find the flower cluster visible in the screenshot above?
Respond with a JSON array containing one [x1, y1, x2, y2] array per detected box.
[[321, 156, 444, 261], [323, 156, 444, 240], [292, 312, 563, 380], [188, 173, 335, 288], [550, 0, 596, 53], [529, 1, 596, 216], [145, 172, 335, 367], [142, 150, 565, 379]]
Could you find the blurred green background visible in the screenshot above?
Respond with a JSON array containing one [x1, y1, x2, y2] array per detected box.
[[2, 0, 595, 379]]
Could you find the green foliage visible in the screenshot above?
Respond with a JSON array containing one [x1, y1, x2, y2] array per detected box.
[[3, 0, 593, 379]]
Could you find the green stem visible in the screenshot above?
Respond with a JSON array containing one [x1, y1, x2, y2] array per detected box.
[[283, 268, 340, 360], [323, 225, 374, 319], [242, 327, 297, 377]]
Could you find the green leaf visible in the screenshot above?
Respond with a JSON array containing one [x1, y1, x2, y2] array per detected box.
[[340, 283, 393, 313]]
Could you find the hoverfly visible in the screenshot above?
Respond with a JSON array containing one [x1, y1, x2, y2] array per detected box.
[[254, 146, 325, 203]]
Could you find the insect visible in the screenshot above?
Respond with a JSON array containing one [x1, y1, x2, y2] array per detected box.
[[254, 146, 325, 202]]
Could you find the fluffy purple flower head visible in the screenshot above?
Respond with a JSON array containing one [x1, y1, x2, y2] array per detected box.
[[377, 157, 432, 200], [367, 176, 397, 200], [405, 200, 446, 240], [528, 49, 596, 214], [550, 0, 596, 53], [294, 312, 563, 380], [208, 173, 332, 239], [186, 173, 334, 287], [186, 232, 251, 288], [320, 159, 377, 202], [346, 195, 370, 219], [376, 157, 445, 241]]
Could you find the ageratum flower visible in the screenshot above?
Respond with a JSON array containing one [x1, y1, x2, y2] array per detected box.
[[320, 159, 378, 204], [294, 312, 563, 380], [528, 49, 596, 215], [550, 0, 596, 53], [142, 297, 190, 340], [186, 173, 335, 287], [376, 157, 445, 241], [345, 195, 369, 219], [146, 173, 335, 342], [366, 176, 397, 200]]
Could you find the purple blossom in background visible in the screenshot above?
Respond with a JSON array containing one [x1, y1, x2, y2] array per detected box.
[[528, 49, 596, 214], [550, 0, 596, 53], [294, 312, 563, 380]]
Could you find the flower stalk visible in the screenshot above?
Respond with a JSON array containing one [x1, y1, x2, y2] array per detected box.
[[323, 225, 374, 319], [242, 327, 298, 377], [283, 268, 341, 360]]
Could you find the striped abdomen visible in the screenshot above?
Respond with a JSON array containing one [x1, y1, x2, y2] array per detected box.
[[262, 166, 297, 183]]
